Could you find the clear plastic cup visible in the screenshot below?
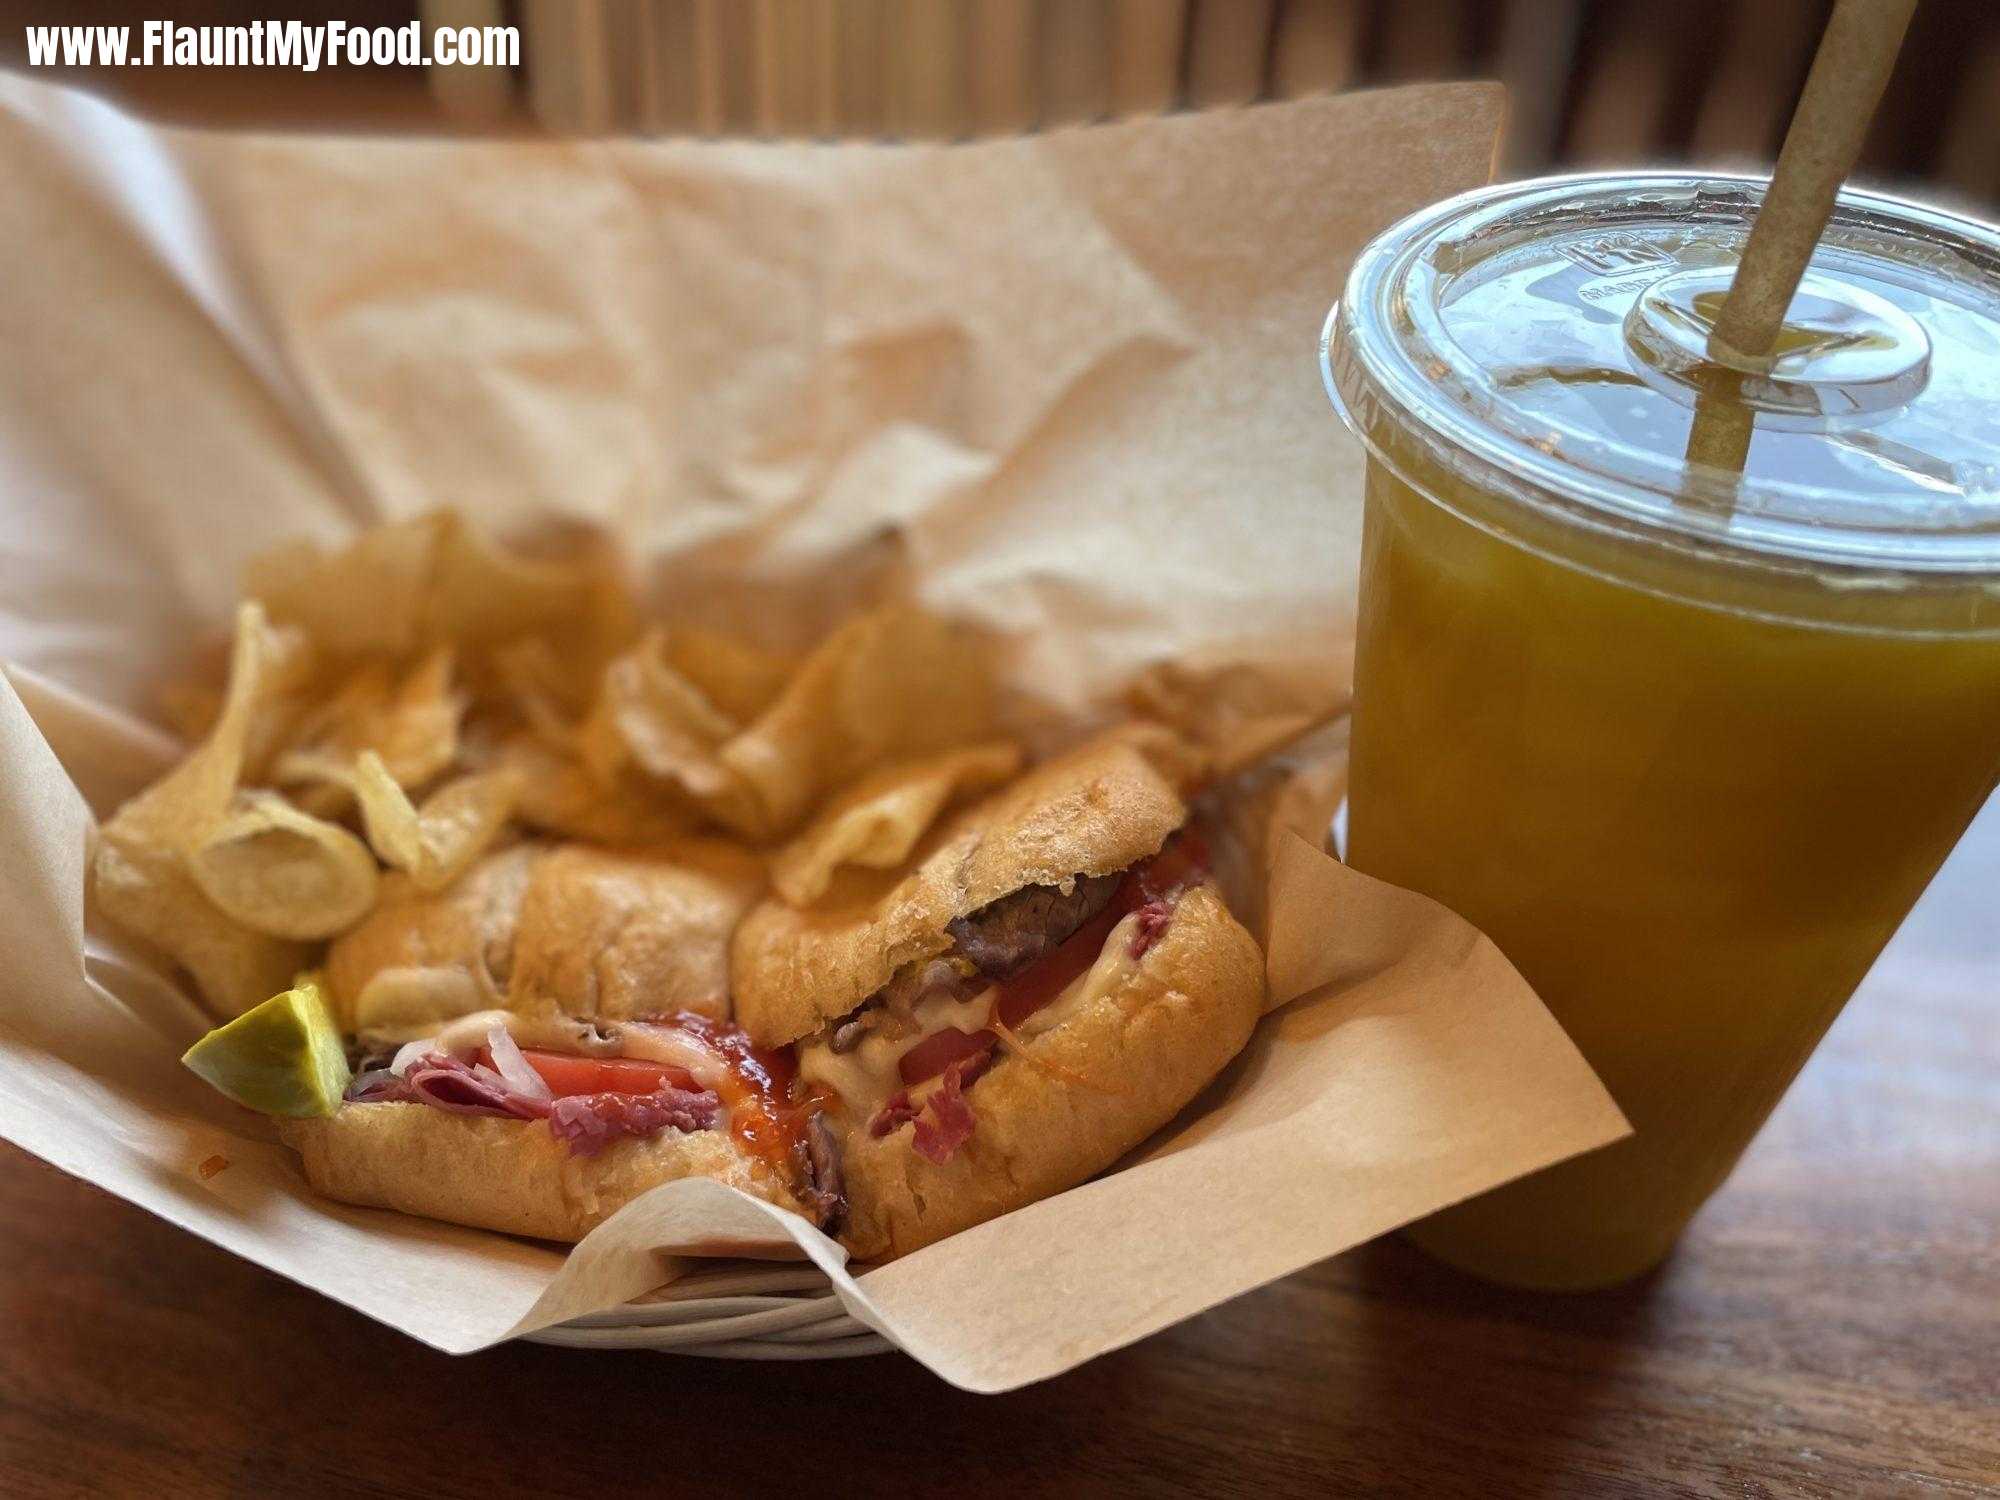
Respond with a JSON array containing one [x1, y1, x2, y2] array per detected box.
[[1323, 173, 2000, 1290]]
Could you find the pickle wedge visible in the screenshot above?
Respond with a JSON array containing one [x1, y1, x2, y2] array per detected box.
[[182, 975, 351, 1118]]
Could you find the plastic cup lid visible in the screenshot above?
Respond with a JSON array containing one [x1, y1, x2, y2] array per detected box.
[[1323, 172, 2000, 579]]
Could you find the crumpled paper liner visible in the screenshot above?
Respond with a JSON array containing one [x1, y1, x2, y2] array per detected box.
[[0, 74, 1625, 1393]]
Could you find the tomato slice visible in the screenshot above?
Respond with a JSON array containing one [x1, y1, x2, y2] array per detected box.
[[896, 1026, 997, 1087], [993, 880, 1136, 1029], [987, 833, 1211, 1030], [1139, 828, 1210, 899], [479, 1047, 699, 1098]]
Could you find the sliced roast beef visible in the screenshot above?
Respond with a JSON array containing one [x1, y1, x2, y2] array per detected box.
[[799, 1112, 848, 1231], [946, 870, 1123, 980], [545, 1085, 723, 1157], [908, 1054, 989, 1164]]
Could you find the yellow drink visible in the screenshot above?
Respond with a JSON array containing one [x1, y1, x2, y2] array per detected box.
[[1354, 451, 2000, 1287], [1327, 175, 2000, 1288]]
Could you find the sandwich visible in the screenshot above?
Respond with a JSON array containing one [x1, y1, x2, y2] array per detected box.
[[185, 838, 844, 1242], [274, 1000, 840, 1243], [180, 728, 1263, 1261], [732, 726, 1266, 1260]]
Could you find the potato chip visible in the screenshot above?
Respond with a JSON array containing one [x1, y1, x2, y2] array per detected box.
[[487, 635, 590, 749], [268, 758, 358, 820], [186, 791, 381, 941], [719, 605, 995, 840], [352, 751, 519, 892], [373, 646, 463, 783], [421, 511, 614, 650], [154, 632, 235, 743], [99, 603, 306, 852], [277, 662, 390, 765], [92, 603, 321, 1015], [771, 741, 1023, 906], [662, 628, 794, 725], [246, 514, 442, 658], [158, 679, 223, 743], [581, 630, 767, 836], [92, 833, 312, 1018], [498, 733, 696, 846], [348, 755, 430, 872], [273, 645, 463, 799], [590, 630, 736, 766]]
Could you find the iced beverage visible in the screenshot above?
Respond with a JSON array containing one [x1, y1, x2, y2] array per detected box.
[[1324, 175, 2000, 1289]]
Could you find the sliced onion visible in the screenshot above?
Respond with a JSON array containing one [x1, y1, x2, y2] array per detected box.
[[345, 1068, 414, 1104], [390, 1038, 435, 1077], [485, 1022, 553, 1102], [433, 1008, 520, 1055]]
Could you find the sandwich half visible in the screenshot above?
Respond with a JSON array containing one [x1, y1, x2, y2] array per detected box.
[[265, 839, 838, 1242], [732, 727, 1265, 1260], [277, 1004, 840, 1242]]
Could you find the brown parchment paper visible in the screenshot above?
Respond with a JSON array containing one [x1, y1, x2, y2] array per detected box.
[[0, 74, 1627, 1393]]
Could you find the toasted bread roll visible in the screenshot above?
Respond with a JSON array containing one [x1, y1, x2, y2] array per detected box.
[[326, 838, 765, 1037], [733, 728, 1193, 1048], [507, 840, 764, 1022], [278, 1103, 806, 1243], [324, 843, 536, 1034], [836, 885, 1263, 1261]]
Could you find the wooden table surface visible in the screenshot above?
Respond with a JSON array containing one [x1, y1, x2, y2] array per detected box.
[[3, 799, 1995, 1499]]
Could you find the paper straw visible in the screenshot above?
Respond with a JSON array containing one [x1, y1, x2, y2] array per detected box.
[[1684, 0, 1916, 489], [1708, 0, 1917, 364]]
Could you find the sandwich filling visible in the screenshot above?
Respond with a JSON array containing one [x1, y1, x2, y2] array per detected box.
[[798, 830, 1212, 1164], [344, 1009, 845, 1228]]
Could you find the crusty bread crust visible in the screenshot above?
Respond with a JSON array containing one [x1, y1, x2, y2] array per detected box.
[[324, 843, 537, 1031], [835, 884, 1264, 1261], [732, 729, 1193, 1047], [324, 838, 765, 1032], [278, 1104, 805, 1243], [507, 839, 764, 1022]]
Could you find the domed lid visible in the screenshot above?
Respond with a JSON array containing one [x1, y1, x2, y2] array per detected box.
[[1324, 173, 2000, 579]]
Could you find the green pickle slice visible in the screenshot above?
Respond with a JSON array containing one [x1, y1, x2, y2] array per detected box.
[[182, 974, 351, 1117]]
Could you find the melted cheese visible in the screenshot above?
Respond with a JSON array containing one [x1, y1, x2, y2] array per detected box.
[[1016, 912, 1141, 1040], [799, 911, 1146, 1116], [799, 986, 988, 1116], [431, 1008, 589, 1055], [615, 1022, 731, 1091]]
